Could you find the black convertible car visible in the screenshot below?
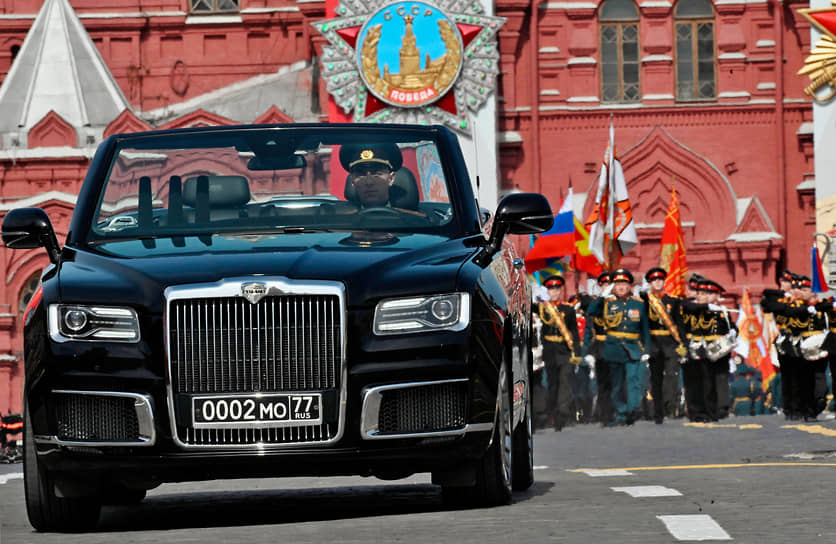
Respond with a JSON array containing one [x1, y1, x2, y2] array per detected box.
[[2, 123, 552, 531]]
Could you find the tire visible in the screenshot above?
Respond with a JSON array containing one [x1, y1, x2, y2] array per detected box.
[[24, 407, 101, 532], [512, 366, 535, 491], [443, 360, 513, 507]]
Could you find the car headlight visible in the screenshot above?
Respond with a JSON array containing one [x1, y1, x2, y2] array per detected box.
[[48, 305, 140, 342], [373, 293, 470, 335]]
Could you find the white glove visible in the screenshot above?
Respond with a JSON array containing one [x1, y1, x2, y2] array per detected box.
[[640, 353, 650, 363], [601, 283, 614, 297], [708, 303, 724, 312], [537, 286, 550, 303], [807, 305, 817, 315], [584, 354, 596, 367]]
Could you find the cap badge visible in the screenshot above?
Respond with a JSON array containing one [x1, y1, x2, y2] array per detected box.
[[360, 149, 374, 160]]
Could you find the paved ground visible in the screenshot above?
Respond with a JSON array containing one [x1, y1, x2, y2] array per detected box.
[[0, 413, 834, 543]]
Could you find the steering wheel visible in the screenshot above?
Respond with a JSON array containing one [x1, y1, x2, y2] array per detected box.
[[357, 206, 403, 218]]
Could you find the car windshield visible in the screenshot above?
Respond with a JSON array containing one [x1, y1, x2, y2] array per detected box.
[[88, 128, 457, 245]]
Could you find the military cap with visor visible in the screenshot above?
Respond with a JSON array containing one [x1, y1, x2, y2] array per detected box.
[[597, 271, 612, 284], [645, 267, 667, 282], [339, 143, 403, 172], [611, 268, 634, 283], [544, 275, 565, 288], [698, 279, 725, 293]]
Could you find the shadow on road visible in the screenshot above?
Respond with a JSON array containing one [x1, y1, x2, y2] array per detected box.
[[97, 482, 551, 531]]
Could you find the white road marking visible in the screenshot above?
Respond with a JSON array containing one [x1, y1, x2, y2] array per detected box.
[[657, 515, 732, 541], [0, 472, 22, 485], [611, 485, 682, 497], [533, 465, 549, 470], [578, 469, 633, 477]]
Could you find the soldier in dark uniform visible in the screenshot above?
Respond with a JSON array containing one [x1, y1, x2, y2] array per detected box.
[[681, 278, 736, 421], [568, 294, 594, 423], [538, 275, 582, 430], [762, 273, 812, 420], [581, 271, 613, 425], [583, 268, 651, 426], [761, 270, 796, 419], [791, 276, 831, 420], [641, 267, 686, 424]]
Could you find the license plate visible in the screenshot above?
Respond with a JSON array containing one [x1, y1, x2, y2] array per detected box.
[[192, 393, 322, 429]]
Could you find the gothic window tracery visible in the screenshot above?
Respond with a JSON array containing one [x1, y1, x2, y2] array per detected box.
[[674, 0, 715, 100], [190, 0, 239, 14], [599, 0, 640, 103]]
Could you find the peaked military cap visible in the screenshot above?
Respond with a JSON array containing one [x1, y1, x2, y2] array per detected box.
[[597, 271, 612, 284], [687, 273, 704, 290], [339, 143, 403, 172], [699, 278, 725, 293], [795, 275, 812, 289], [645, 267, 667, 282], [544, 275, 565, 288], [611, 268, 634, 283], [780, 270, 794, 283]]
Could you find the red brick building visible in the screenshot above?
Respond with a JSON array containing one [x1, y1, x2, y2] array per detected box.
[[0, 0, 816, 414]]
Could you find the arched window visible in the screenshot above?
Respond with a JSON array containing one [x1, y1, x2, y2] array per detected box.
[[190, 0, 239, 14], [600, 0, 640, 103], [675, 0, 715, 100]]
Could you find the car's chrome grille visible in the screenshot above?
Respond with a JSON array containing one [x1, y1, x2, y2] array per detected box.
[[169, 296, 340, 393], [167, 293, 342, 446]]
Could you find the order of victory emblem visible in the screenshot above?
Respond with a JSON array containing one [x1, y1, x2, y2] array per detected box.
[[312, 0, 505, 134], [799, 2, 836, 103]]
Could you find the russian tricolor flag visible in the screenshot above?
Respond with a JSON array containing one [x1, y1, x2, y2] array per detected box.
[[524, 187, 577, 272], [811, 243, 828, 293]]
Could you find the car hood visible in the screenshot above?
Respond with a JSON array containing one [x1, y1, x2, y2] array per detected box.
[[58, 232, 481, 311]]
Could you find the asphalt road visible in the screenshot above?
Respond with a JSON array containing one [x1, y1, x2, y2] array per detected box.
[[1, 413, 834, 543]]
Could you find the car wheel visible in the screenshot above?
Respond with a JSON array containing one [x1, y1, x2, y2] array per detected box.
[[512, 369, 534, 491], [443, 360, 513, 507], [24, 407, 101, 532]]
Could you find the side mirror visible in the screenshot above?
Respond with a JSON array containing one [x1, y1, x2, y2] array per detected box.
[[2, 207, 61, 263], [474, 194, 553, 265]]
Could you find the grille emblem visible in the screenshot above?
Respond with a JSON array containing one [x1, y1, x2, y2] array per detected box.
[[241, 282, 267, 304]]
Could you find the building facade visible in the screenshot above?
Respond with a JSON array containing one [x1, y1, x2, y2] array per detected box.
[[0, 0, 816, 414]]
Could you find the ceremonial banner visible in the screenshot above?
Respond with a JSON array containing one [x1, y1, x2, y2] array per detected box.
[[811, 243, 829, 293], [525, 187, 577, 272], [660, 185, 687, 296], [585, 119, 637, 270]]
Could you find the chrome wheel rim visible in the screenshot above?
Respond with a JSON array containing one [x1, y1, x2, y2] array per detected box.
[[498, 363, 512, 488]]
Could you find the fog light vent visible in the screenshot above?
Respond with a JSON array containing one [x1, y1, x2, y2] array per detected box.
[[378, 382, 467, 434], [54, 393, 140, 442]]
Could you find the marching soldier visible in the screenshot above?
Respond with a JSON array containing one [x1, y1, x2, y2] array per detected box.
[[762, 272, 806, 420], [583, 268, 651, 426], [641, 267, 686, 423], [538, 275, 582, 430], [581, 271, 613, 425], [681, 278, 736, 422]]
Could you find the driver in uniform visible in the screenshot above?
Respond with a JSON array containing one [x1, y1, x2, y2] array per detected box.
[[339, 143, 425, 217]]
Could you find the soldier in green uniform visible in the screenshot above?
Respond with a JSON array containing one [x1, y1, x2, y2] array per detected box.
[[729, 364, 764, 416], [583, 268, 651, 426], [538, 275, 582, 430]]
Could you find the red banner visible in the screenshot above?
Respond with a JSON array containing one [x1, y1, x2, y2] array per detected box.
[[660, 185, 687, 297]]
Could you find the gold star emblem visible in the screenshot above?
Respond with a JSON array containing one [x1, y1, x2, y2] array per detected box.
[[360, 149, 374, 160]]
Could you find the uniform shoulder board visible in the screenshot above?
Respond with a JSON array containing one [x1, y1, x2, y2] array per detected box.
[[630, 296, 642, 302]]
